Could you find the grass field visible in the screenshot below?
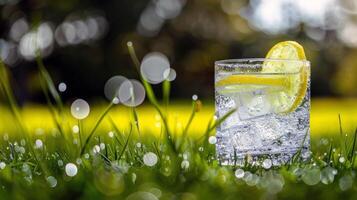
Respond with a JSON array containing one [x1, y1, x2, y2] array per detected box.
[[1, 45, 357, 199]]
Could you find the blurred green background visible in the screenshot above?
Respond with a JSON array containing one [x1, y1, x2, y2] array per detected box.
[[1, 0, 357, 103]]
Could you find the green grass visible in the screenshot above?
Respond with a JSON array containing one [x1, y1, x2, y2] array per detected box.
[[0, 44, 357, 200]]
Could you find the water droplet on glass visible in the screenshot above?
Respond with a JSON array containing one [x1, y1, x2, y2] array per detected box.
[[71, 99, 90, 119], [118, 79, 146, 107], [58, 82, 67, 92], [65, 163, 78, 177], [104, 75, 128, 101], [143, 152, 158, 167], [140, 52, 170, 84]]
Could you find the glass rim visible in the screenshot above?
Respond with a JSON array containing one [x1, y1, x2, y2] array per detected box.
[[215, 58, 310, 66]]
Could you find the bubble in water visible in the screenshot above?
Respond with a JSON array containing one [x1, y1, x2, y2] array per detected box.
[[58, 82, 67, 92], [321, 167, 336, 184], [163, 68, 176, 81], [72, 125, 79, 133], [0, 162, 6, 170], [339, 175, 353, 191], [104, 75, 128, 101], [35, 139, 43, 149], [302, 168, 321, 186], [140, 52, 170, 84], [46, 176, 57, 188], [181, 160, 189, 169], [71, 99, 90, 119], [118, 79, 146, 107], [262, 159, 272, 169], [143, 152, 158, 167], [235, 168, 244, 178], [208, 136, 217, 144], [65, 163, 78, 177]]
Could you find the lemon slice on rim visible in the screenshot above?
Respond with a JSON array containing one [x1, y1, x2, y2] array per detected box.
[[215, 41, 309, 113], [263, 41, 309, 113]]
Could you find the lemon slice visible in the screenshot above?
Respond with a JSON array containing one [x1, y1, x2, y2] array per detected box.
[[263, 41, 309, 113]]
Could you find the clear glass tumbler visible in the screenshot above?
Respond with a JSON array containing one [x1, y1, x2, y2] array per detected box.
[[215, 59, 310, 165]]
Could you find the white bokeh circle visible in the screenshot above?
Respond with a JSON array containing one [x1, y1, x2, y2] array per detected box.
[[71, 99, 90, 119], [140, 52, 170, 84], [104, 75, 128, 101], [118, 79, 146, 107]]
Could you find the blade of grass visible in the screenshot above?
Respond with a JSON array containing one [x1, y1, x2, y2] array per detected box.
[[80, 102, 114, 156], [118, 125, 133, 161], [127, 41, 176, 152]]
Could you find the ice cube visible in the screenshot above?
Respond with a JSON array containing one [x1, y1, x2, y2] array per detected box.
[[234, 92, 273, 120]]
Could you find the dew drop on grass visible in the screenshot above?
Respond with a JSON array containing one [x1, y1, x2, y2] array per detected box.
[[198, 147, 204, 152], [262, 159, 272, 169], [99, 143, 105, 150], [104, 75, 128, 101], [93, 145, 100, 154], [339, 175, 353, 191], [0, 162, 6, 170], [108, 131, 114, 138], [136, 143, 142, 148], [3, 133, 9, 141], [132, 173, 137, 184], [208, 136, 217, 144], [65, 163, 78, 177], [58, 82, 67, 92], [321, 167, 335, 184], [181, 160, 189, 169], [192, 94, 198, 101], [46, 176, 57, 188], [143, 152, 158, 167], [35, 139, 43, 149], [76, 158, 82, 165], [126, 191, 158, 200], [302, 168, 321, 186], [71, 99, 90, 120], [84, 153, 90, 159], [72, 125, 79, 133], [235, 168, 244, 178], [118, 79, 146, 107], [140, 52, 170, 84], [57, 160, 63, 167], [339, 157, 345, 163]]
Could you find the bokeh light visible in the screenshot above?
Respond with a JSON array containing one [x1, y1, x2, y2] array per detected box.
[[104, 75, 128, 102], [71, 99, 90, 120], [118, 79, 146, 107], [140, 52, 170, 84]]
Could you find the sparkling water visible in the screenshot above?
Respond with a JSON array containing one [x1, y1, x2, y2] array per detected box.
[[215, 59, 310, 165]]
